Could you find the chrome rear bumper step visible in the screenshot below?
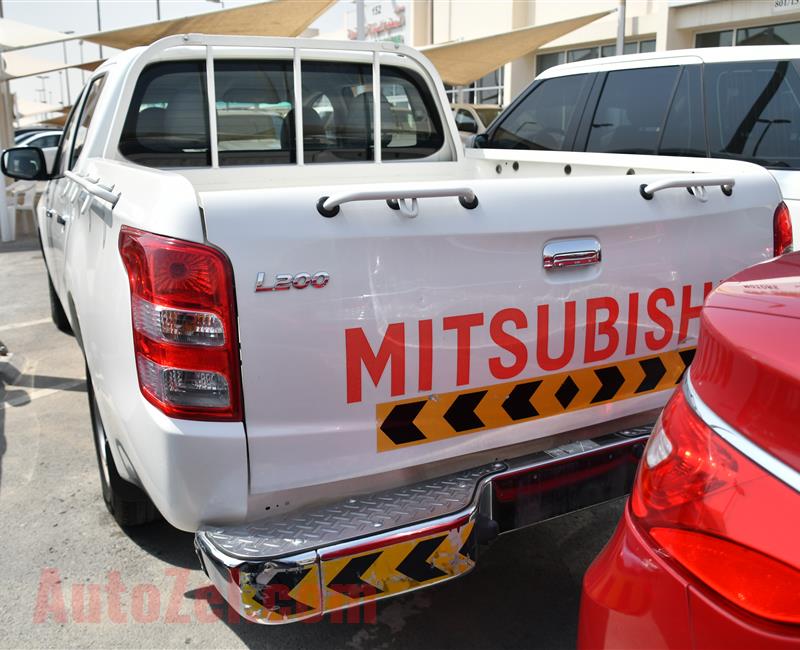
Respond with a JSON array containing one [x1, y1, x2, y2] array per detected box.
[[195, 426, 651, 624]]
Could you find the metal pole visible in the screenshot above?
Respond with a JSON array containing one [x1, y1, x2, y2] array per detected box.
[[78, 40, 85, 83], [37, 76, 47, 103], [96, 0, 103, 59], [356, 0, 365, 40], [156, 0, 161, 20], [61, 35, 72, 103], [616, 0, 626, 55]]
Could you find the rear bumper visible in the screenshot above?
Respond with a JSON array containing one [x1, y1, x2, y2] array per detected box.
[[195, 426, 650, 624]]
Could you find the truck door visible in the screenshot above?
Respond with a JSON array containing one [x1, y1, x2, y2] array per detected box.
[[49, 75, 106, 299]]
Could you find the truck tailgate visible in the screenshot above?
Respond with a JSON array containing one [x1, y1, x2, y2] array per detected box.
[[199, 168, 775, 503]]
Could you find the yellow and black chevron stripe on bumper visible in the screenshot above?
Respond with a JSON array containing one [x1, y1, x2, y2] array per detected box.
[[320, 518, 476, 613], [377, 347, 696, 451], [230, 518, 477, 622]]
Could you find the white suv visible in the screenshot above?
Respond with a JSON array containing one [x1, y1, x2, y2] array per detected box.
[[474, 45, 800, 241]]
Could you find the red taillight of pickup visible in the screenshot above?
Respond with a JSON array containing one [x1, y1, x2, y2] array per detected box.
[[119, 226, 242, 421], [630, 389, 800, 625], [774, 201, 793, 256]]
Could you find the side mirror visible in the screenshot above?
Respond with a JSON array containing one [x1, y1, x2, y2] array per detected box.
[[470, 133, 489, 149], [1, 146, 50, 181], [458, 121, 478, 134]]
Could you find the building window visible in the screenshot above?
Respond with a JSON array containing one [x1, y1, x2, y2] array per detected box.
[[536, 39, 658, 76], [737, 20, 800, 45], [639, 39, 656, 53], [601, 42, 637, 57], [696, 21, 800, 48], [536, 52, 565, 76], [696, 30, 734, 48], [567, 46, 599, 63], [446, 67, 504, 106]]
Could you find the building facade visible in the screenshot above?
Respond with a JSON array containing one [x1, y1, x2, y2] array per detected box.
[[396, 0, 800, 106]]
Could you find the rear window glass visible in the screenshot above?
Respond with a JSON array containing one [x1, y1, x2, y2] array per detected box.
[[120, 59, 444, 167], [487, 74, 590, 150], [300, 61, 445, 163], [705, 60, 800, 170], [586, 66, 680, 154], [119, 61, 210, 167], [214, 60, 293, 166]]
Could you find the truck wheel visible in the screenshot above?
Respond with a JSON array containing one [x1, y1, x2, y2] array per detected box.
[[47, 274, 72, 335], [87, 369, 158, 527]]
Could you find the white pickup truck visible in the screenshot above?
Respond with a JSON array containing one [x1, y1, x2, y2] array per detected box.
[[2, 35, 786, 624]]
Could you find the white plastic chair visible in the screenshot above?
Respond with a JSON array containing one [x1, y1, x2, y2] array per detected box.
[[1, 180, 37, 242]]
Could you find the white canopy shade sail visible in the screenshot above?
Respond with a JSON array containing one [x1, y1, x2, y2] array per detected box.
[[15, 98, 64, 119], [0, 18, 74, 51], [420, 10, 614, 86], [81, 0, 336, 51], [1, 51, 103, 81]]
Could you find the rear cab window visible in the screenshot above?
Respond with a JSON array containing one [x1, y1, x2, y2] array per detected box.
[[704, 59, 800, 169], [119, 57, 446, 168]]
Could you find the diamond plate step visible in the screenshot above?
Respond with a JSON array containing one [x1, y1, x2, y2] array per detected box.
[[202, 462, 505, 561]]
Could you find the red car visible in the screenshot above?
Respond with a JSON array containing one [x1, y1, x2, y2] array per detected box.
[[579, 251, 800, 649]]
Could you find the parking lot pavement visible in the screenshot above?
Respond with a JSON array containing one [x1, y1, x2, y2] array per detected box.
[[0, 236, 624, 649]]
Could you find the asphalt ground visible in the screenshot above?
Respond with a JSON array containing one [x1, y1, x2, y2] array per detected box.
[[0, 235, 624, 649]]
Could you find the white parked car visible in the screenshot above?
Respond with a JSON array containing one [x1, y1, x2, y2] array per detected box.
[[0, 35, 785, 624], [473, 45, 800, 244]]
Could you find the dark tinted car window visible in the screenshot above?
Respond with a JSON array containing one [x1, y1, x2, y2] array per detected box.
[[488, 74, 590, 150], [119, 61, 210, 167], [705, 60, 800, 169], [658, 65, 706, 157], [586, 66, 679, 154], [35, 134, 61, 149]]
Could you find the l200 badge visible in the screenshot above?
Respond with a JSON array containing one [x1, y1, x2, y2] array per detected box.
[[255, 272, 330, 292]]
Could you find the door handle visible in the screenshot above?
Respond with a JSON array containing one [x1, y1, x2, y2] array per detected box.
[[56, 214, 66, 226], [45, 208, 56, 219], [543, 238, 601, 270]]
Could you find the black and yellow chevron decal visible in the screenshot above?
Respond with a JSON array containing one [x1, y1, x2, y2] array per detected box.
[[377, 347, 696, 451], [321, 519, 476, 612], [240, 564, 321, 622]]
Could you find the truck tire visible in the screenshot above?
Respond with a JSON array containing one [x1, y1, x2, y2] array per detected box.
[[47, 273, 73, 335], [87, 368, 158, 527]]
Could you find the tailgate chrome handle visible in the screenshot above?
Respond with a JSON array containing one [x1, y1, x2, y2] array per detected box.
[[317, 186, 478, 218], [543, 238, 601, 270], [640, 176, 735, 201]]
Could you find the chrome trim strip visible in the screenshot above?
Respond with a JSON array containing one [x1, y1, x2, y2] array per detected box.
[[684, 370, 800, 493]]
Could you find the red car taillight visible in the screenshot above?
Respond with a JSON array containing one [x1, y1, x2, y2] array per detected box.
[[631, 388, 800, 625], [774, 201, 793, 256], [119, 226, 242, 421]]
